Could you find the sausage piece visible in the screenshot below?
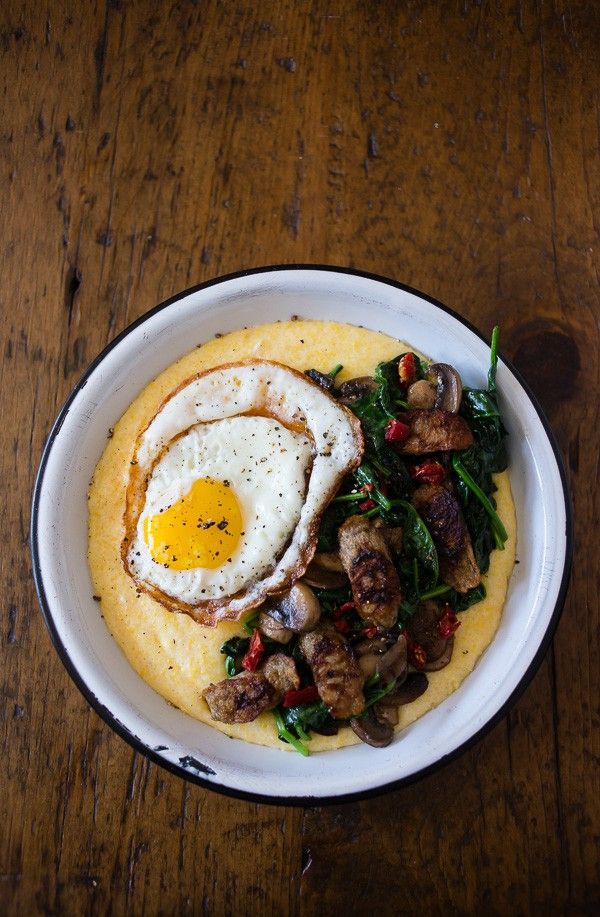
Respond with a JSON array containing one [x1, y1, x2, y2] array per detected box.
[[338, 515, 402, 627], [440, 544, 481, 594], [203, 671, 278, 724], [412, 484, 481, 593], [412, 484, 466, 562], [263, 653, 300, 696], [299, 626, 365, 719], [399, 409, 474, 454]]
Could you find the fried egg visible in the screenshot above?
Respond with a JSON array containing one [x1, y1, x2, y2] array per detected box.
[[123, 360, 363, 624]]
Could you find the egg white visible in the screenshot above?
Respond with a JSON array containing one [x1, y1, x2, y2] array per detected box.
[[124, 360, 363, 621], [129, 416, 312, 603]]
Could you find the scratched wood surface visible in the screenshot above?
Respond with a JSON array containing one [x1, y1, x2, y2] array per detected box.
[[1, 1, 598, 913]]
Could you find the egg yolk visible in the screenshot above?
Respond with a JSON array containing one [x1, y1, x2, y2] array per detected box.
[[143, 477, 243, 570]]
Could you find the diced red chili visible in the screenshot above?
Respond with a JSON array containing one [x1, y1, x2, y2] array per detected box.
[[384, 418, 410, 444], [438, 605, 461, 640], [334, 618, 350, 633], [398, 353, 417, 385], [282, 685, 320, 708], [334, 601, 355, 618], [360, 483, 374, 493], [360, 626, 378, 639], [409, 461, 446, 485], [358, 498, 376, 511], [241, 629, 265, 671], [405, 632, 427, 669]]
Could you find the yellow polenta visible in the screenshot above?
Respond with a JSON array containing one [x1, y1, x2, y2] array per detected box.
[[88, 320, 516, 751]]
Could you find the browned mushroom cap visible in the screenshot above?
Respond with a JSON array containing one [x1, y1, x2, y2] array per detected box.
[[258, 611, 293, 644], [336, 376, 378, 405], [267, 582, 321, 633], [302, 557, 347, 590], [428, 363, 463, 413], [385, 671, 429, 705], [350, 708, 394, 747], [422, 636, 454, 671], [407, 379, 436, 409], [374, 701, 399, 726]]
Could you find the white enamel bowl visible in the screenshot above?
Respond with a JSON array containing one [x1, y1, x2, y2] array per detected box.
[[31, 266, 572, 804]]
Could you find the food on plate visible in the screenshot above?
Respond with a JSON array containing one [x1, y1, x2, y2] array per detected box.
[[88, 320, 516, 754], [123, 361, 362, 624]]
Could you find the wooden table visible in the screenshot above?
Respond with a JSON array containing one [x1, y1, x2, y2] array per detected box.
[[2, 2, 598, 913]]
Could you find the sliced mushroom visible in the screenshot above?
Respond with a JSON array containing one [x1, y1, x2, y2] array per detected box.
[[357, 653, 378, 679], [354, 635, 407, 682], [267, 582, 321, 633], [312, 720, 339, 736], [423, 637, 454, 671], [302, 558, 347, 590], [374, 701, 399, 726], [355, 636, 388, 676], [407, 379, 437, 409], [258, 611, 293, 644], [350, 709, 393, 747], [385, 671, 429, 705], [313, 551, 345, 573], [375, 634, 408, 685], [336, 376, 378, 405], [428, 363, 463, 413]]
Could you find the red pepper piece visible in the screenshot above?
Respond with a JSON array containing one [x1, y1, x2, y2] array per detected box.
[[360, 626, 378, 639], [360, 483, 374, 493], [358, 498, 376, 511], [333, 600, 355, 619], [282, 685, 320, 708], [398, 353, 417, 386], [334, 618, 350, 633], [409, 460, 446, 485], [384, 418, 410, 444], [241, 629, 265, 671], [438, 605, 461, 640], [405, 632, 427, 669]]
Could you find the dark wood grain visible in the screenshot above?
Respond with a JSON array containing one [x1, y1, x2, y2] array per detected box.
[[1, 1, 598, 913]]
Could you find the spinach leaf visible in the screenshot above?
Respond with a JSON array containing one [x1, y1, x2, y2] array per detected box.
[[350, 391, 412, 500], [314, 585, 353, 615], [273, 709, 309, 756], [454, 326, 508, 573], [283, 700, 333, 734], [453, 453, 507, 552], [353, 461, 392, 510], [374, 352, 426, 416], [220, 635, 250, 677], [224, 655, 237, 677], [449, 583, 487, 612], [395, 500, 439, 593], [220, 636, 249, 657], [374, 356, 403, 416]]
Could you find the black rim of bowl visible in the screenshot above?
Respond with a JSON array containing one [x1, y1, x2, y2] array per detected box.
[[30, 264, 573, 807]]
